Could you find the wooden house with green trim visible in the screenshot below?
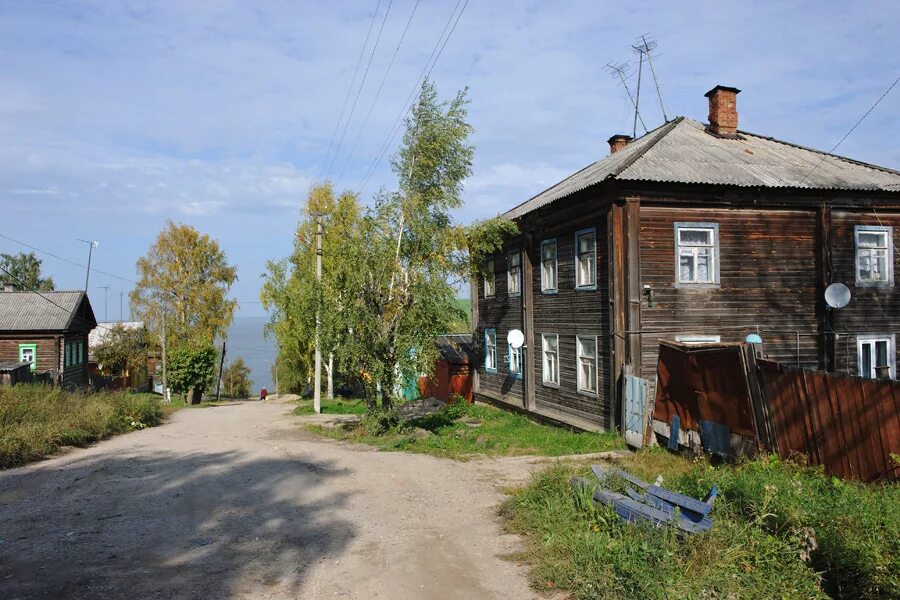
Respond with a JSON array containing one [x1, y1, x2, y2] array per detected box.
[[0, 291, 97, 388]]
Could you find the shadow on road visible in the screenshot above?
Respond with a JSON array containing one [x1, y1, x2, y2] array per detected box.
[[0, 450, 356, 599]]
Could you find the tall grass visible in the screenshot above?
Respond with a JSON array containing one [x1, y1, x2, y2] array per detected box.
[[502, 450, 899, 599], [0, 385, 162, 468]]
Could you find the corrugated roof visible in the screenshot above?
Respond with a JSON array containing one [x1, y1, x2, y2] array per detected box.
[[0, 291, 90, 332], [436, 334, 474, 364], [88, 321, 144, 359], [503, 117, 900, 220]]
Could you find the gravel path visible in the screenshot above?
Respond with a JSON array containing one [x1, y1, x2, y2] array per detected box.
[[0, 399, 539, 600]]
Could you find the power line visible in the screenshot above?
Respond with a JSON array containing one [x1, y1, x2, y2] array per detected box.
[[325, 0, 395, 179], [0, 232, 137, 285], [318, 0, 384, 178], [798, 74, 900, 186], [356, 0, 469, 196], [335, 0, 422, 184]]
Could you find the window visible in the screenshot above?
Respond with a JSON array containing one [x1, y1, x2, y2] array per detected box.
[[675, 334, 721, 345], [19, 344, 36, 371], [541, 240, 558, 293], [675, 223, 719, 285], [542, 333, 559, 386], [575, 229, 596, 289], [576, 335, 598, 394], [857, 334, 895, 379], [855, 226, 893, 286], [65, 342, 71, 367], [507, 250, 521, 296], [508, 344, 523, 379], [484, 329, 497, 372], [483, 258, 495, 298], [77, 341, 83, 365]]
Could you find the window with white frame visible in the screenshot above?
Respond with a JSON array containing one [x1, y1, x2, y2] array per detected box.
[[541, 240, 558, 292], [19, 344, 36, 371], [508, 344, 523, 378], [483, 258, 495, 298], [675, 223, 719, 284], [575, 229, 596, 289], [675, 334, 721, 345], [484, 329, 497, 372], [857, 334, 895, 379], [576, 335, 598, 394], [542, 333, 559, 386], [855, 226, 893, 286], [507, 250, 521, 296]]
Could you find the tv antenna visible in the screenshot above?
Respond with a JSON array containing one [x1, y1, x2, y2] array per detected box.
[[605, 62, 648, 137], [632, 34, 668, 122]]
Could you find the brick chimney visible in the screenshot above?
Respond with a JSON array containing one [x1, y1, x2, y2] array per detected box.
[[704, 85, 741, 137], [607, 134, 633, 154]]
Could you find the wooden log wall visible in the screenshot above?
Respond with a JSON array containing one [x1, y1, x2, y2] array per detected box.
[[639, 206, 820, 400]]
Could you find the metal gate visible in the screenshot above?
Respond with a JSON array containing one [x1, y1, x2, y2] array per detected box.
[[622, 374, 648, 448]]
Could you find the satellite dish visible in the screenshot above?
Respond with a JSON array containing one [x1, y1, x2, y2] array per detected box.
[[745, 333, 763, 344], [824, 283, 851, 309], [507, 329, 525, 349]]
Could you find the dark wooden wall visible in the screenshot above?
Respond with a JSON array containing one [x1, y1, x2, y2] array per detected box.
[[0, 334, 61, 382], [527, 210, 611, 428], [639, 206, 820, 399], [62, 334, 89, 389], [830, 209, 900, 376], [475, 247, 524, 406]]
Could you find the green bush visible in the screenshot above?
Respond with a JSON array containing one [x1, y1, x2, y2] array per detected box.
[[359, 409, 403, 436], [0, 385, 162, 468]]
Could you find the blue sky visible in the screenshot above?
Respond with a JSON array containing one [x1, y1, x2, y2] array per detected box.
[[1, 0, 898, 319]]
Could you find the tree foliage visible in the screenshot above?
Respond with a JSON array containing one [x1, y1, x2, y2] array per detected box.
[[222, 357, 252, 398], [92, 323, 149, 375], [167, 344, 217, 398], [262, 80, 515, 412], [130, 221, 238, 349], [0, 252, 55, 291]]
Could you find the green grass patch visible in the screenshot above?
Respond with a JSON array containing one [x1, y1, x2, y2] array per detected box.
[[502, 449, 899, 599], [0, 385, 163, 468], [306, 400, 624, 459], [292, 397, 367, 416]]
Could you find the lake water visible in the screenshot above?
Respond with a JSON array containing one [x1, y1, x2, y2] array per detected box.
[[223, 316, 276, 392]]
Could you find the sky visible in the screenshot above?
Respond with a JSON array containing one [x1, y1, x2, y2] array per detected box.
[[1, 0, 898, 321]]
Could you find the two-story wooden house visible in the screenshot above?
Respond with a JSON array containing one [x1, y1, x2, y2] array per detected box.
[[474, 85, 900, 432]]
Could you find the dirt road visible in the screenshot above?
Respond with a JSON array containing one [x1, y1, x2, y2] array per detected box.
[[0, 399, 539, 600]]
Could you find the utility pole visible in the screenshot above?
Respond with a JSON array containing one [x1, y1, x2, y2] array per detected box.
[[314, 217, 323, 414], [99, 286, 110, 321], [119, 292, 123, 321], [77, 239, 99, 290], [215, 340, 226, 402], [161, 313, 168, 403]]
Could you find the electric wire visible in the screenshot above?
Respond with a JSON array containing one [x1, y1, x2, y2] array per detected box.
[[356, 0, 469, 196], [325, 0, 395, 179], [335, 0, 422, 185], [318, 0, 384, 178]]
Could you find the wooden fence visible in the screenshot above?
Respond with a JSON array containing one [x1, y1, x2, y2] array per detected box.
[[757, 360, 900, 482]]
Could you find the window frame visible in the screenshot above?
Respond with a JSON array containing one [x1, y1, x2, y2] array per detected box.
[[78, 341, 83, 365], [540, 239, 558, 294], [507, 343, 524, 380], [674, 222, 720, 287], [541, 333, 559, 387], [675, 334, 722, 345], [574, 228, 597, 291], [483, 258, 496, 298], [507, 249, 522, 297], [19, 343, 37, 372], [854, 225, 894, 287], [576, 335, 599, 396], [483, 328, 498, 373], [857, 333, 895, 379]]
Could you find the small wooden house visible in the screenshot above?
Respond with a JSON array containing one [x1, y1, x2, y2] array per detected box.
[[0, 291, 97, 388], [474, 84, 900, 432], [88, 321, 149, 390]]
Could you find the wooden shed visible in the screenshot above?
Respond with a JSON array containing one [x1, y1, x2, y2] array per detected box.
[[418, 334, 475, 403]]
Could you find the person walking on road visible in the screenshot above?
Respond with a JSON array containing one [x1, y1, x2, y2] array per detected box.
[[259, 387, 268, 401]]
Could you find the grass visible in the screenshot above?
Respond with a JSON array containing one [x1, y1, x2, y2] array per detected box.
[[0, 384, 163, 468], [292, 396, 368, 416], [304, 399, 624, 460], [502, 449, 900, 599]]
